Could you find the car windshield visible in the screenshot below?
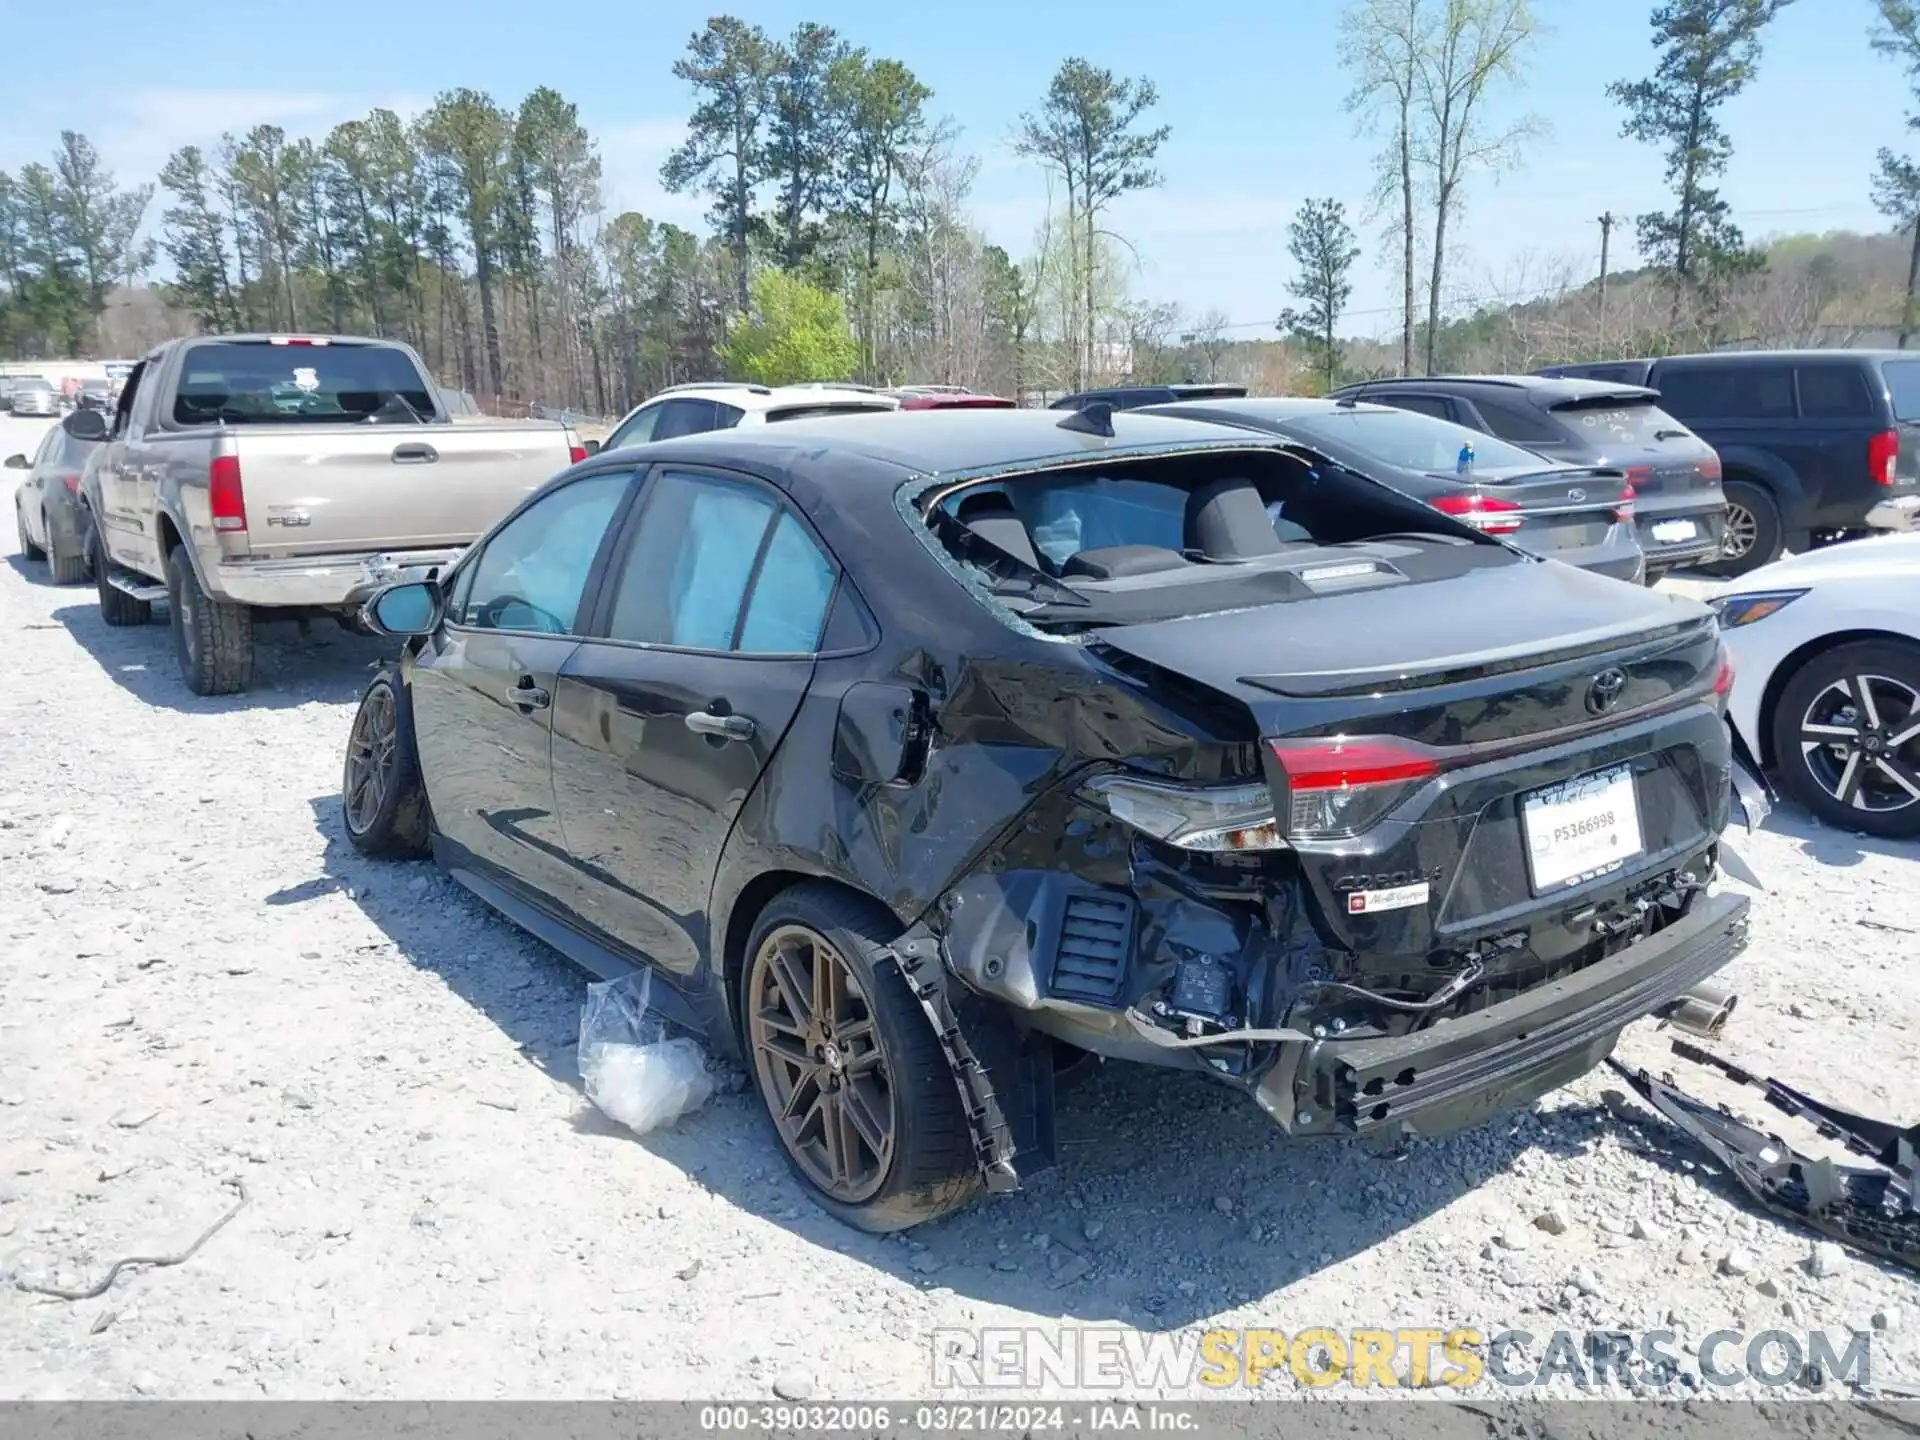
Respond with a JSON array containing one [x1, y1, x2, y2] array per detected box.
[[170, 342, 435, 425], [18, 379, 51, 393], [1548, 397, 1691, 445], [1279, 406, 1549, 476]]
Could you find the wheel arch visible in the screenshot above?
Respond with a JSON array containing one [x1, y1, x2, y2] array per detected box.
[[1757, 628, 1920, 767], [1717, 451, 1806, 528], [718, 869, 892, 1054]]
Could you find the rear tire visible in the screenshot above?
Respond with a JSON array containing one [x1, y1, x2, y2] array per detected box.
[[45, 516, 86, 584], [342, 669, 431, 858], [1769, 638, 1920, 840], [17, 500, 44, 562], [1698, 479, 1783, 578], [93, 531, 151, 626], [166, 544, 253, 695], [742, 883, 982, 1232]]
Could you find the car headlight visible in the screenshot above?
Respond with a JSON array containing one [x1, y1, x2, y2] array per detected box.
[[1712, 588, 1808, 628]]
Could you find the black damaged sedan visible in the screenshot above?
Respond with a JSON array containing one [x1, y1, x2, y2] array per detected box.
[[342, 407, 1751, 1231]]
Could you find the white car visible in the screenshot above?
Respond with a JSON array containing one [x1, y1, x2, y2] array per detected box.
[[1714, 532, 1920, 838], [598, 382, 898, 452]]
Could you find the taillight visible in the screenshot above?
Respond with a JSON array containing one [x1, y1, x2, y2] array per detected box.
[[1430, 493, 1523, 535], [1714, 648, 1735, 698], [209, 454, 246, 532], [1697, 456, 1722, 484], [1615, 483, 1637, 523], [1268, 736, 1444, 840], [61, 473, 81, 494], [568, 444, 588, 465], [1869, 429, 1898, 486]]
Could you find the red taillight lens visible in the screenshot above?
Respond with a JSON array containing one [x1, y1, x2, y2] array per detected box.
[[1697, 456, 1722, 484], [1714, 649, 1735, 698], [1268, 736, 1444, 840], [1869, 429, 1899, 486], [1615, 483, 1637, 523], [209, 454, 246, 532], [1430, 492, 1523, 535], [61, 473, 81, 494], [568, 444, 588, 465]]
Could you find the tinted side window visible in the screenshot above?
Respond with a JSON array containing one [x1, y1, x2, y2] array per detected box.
[[1795, 365, 1874, 418], [653, 398, 719, 439], [1882, 359, 1920, 420], [1657, 365, 1794, 420], [1474, 398, 1564, 444], [455, 472, 630, 634], [1378, 393, 1455, 422]]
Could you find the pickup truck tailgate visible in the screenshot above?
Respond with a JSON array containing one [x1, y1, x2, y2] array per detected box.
[[232, 425, 571, 557]]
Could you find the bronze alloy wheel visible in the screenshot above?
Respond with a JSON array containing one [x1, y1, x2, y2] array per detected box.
[[344, 682, 399, 835], [747, 923, 896, 1202]]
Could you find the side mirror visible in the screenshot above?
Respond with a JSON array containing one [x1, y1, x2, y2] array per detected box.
[[3, 454, 27, 470], [580, 439, 602, 457], [63, 408, 109, 441], [365, 580, 443, 636]]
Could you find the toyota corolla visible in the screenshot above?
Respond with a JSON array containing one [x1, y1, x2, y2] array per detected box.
[[340, 407, 1752, 1231]]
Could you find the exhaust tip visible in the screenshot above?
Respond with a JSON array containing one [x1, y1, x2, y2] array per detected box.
[[1661, 982, 1738, 1039]]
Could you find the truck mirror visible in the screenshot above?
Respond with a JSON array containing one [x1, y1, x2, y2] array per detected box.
[[63, 408, 109, 441]]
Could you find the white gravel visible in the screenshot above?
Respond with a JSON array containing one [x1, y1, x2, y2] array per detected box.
[[1, 411, 1916, 1402]]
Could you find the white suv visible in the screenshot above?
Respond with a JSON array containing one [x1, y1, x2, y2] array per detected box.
[[600, 382, 898, 452]]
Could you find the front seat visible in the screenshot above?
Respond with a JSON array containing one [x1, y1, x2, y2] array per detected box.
[[956, 491, 1042, 570], [1186, 476, 1287, 561]]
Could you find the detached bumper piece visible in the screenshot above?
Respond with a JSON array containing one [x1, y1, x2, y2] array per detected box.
[[1270, 890, 1750, 1139], [1607, 1044, 1919, 1276], [1866, 494, 1920, 532]]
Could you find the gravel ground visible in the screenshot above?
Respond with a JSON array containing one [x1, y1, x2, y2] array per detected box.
[[1, 411, 1917, 1404]]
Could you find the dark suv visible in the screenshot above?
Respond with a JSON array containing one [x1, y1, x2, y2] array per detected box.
[[1536, 351, 1920, 574], [1328, 376, 1728, 582]]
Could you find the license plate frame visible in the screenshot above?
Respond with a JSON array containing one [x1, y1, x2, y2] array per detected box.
[[1521, 763, 1644, 893], [1651, 518, 1699, 544]]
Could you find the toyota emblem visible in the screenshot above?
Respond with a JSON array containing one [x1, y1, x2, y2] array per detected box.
[[1585, 668, 1629, 715], [1567, 487, 1586, 502]]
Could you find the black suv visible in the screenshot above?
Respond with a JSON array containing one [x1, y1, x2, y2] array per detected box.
[[1327, 375, 1728, 582], [1536, 351, 1920, 574], [1051, 383, 1248, 412]]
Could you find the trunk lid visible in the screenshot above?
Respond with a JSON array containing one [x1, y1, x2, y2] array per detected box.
[[230, 423, 574, 557], [1089, 561, 1725, 953], [1457, 466, 1629, 560]]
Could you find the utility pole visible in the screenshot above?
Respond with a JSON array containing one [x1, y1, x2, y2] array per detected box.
[[1597, 212, 1617, 346]]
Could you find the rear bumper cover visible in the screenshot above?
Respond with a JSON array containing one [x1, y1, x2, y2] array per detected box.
[[215, 546, 467, 608], [1256, 889, 1750, 1138], [1867, 494, 1920, 532]]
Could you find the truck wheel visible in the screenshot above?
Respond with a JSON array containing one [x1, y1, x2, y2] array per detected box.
[[742, 882, 983, 1233], [1769, 639, 1920, 840], [1697, 480, 1783, 578], [166, 545, 253, 695], [17, 498, 45, 561], [93, 531, 150, 626], [46, 517, 87, 585], [342, 669, 431, 858]]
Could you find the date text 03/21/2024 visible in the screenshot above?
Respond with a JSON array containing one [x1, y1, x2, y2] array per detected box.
[[698, 1405, 1195, 1432]]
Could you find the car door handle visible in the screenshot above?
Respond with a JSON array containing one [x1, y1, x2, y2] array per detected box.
[[685, 709, 755, 742], [391, 443, 439, 464], [507, 678, 550, 711]]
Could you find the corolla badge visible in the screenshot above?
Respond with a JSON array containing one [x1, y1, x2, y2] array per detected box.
[[1585, 667, 1629, 715]]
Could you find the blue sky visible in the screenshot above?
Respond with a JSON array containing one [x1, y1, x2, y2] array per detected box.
[[0, 0, 1906, 337]]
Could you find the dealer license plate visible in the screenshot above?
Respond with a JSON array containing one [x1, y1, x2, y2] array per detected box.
[[1651, 519, 1698, 544], [1521, 764, 1643, 892]]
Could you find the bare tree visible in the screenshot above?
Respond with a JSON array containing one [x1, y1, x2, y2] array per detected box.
[[1341, 0, 1431, 373]]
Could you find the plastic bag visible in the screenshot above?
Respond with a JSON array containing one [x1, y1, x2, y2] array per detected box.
[[578, 971, 715, 1136]]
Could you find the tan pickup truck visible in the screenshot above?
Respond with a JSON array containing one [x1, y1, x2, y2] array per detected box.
[[71, 334, 584, 695]]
